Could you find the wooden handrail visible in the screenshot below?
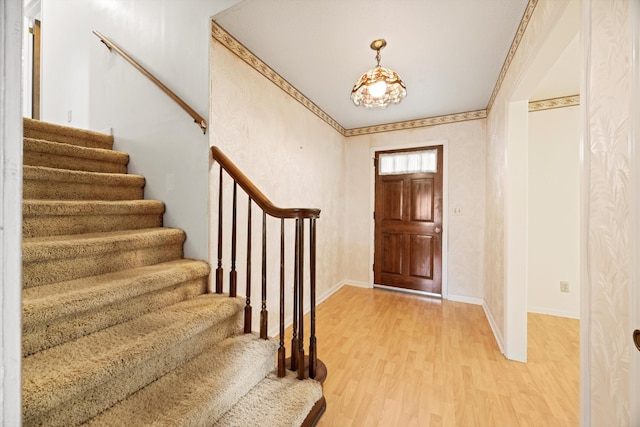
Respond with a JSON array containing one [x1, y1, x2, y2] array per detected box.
[[211, 146, 321, 219], [93, 30, 208, 134]]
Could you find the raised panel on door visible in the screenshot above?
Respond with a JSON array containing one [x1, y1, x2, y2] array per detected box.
[[409, 234, 433, 279], [410, 178, 434, 222], [381, 179, 403, 221], [380, 233, 403, 275]]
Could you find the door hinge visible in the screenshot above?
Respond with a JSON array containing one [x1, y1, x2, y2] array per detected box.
[[372, 263, 375, 271], [373, 211, 375, 220]]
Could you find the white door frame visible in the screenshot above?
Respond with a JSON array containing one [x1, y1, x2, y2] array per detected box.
[[1, 0, 24, 424], [369, 140, 449, 299], [630, 0, 640, 423]]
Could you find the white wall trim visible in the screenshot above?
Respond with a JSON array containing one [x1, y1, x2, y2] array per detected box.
[[1, 0, 24, 423], [629, 0, 640, 423], [340, 280, 372, 289], [528, 306, 580, 320], [448, 294, 483, 306], [580, 0, 592, 424], [504, 99, 529, 363], [368, 140, 449, 298], [267, 280, 349, 337], [483, 302, 505, 354]]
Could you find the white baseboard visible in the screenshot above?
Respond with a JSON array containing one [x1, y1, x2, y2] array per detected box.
[[528, 306, 580, 319], [446, 294, 483, 305], [482, 302, 504, 355], [268, 281, 348, 337], [340, 280, 372, 289]]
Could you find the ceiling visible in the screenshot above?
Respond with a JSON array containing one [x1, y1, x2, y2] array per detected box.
[[213, 0, 577, 131]]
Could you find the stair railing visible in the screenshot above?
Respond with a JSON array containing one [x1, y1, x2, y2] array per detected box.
[[211, 146, 323, 381], [93, 31, 207, 134]]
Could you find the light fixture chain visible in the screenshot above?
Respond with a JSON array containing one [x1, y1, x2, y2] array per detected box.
[[375, 49, 381, 67]]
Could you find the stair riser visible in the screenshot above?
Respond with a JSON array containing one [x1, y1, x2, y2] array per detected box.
[[24, 312, 244, 427], [24, 180, 143, 201], [83, 335, 280, 426], [195, 348, 277, 425], [24, 119, 113, 150], [24, 150, 127, 174], [23, 243, 183, 288], [23, 278, 208, 356], [23, 214, 163, 238]]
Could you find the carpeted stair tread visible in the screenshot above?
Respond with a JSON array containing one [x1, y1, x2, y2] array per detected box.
[[22, 259, 210, 355], [23, 227, 183, 261], [24, 137, 129, 173], [23, 199, 165, 237], [22, 294, 245, 424], [23, 165, 145, 201], [24, 118, 114, 150], [84, 334, 279, 427], [215, 371, 324, 427], [23, 165, 143, 187], [23, 258, 209, 325], [22, 228, 185, 288]]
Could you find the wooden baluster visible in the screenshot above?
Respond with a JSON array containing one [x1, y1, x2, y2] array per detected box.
[[309, 218, 317, 379], [290, 219, 299, 371], [229, 181, 238, 297], [244, 197, 252, 333], [260, 212, 268, 339], [297, 218, 305, 380], [278, 218, 286, 377], [215, 166, 224, 293]]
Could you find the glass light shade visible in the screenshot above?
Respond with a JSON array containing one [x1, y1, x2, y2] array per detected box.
[[368, 80, 387, 98], [351, 65, 407, 108]]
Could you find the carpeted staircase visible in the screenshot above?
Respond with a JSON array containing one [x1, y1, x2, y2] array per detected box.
[[21, 118, 323, 426]]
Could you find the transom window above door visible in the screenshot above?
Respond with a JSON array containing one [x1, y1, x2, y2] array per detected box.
[[378, 149, 438, 175]]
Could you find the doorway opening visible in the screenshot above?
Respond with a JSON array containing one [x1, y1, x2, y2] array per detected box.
[[503, 0, 580, 364]]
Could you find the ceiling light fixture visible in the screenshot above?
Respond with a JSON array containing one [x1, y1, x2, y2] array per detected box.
[[351, 39, 407, 109]]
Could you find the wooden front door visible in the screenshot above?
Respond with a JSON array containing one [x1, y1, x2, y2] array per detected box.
[[374, 146, 443, 294]]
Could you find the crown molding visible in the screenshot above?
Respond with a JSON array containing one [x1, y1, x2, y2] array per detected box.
[[344, 110, 487, 137], [487, 0, 539, 111], [528, 95, 580, 112]]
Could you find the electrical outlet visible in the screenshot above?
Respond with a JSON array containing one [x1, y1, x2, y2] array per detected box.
[[560, 281, 569, 293], [452, 207, 463, 216]]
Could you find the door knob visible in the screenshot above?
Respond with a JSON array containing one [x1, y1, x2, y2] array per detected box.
[[634, 329, 640, 352], [435, 227, 441, 233]]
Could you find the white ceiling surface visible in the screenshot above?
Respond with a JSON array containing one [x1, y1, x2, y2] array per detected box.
[[213, 0, 532, 129]]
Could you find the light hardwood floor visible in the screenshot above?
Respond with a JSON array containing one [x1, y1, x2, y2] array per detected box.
[[289, 285, 579, 427]]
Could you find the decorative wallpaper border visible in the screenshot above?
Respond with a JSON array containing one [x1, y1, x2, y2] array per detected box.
[[210, 21, 346, 136], [487, 0, 539, 111], [344, 110, 488, 136], [211, 0, 551, 138], [528, 95, 580, 112]]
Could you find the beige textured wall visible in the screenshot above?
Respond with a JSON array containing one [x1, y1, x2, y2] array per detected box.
[[584, 0, 632, 424], [344, 119, 486, 300], [210, 40, 346, 333]]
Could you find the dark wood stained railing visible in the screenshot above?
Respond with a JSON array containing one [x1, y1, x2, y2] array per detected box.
[[211, 146, 324, 381], [93, 31, 208, 134]]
